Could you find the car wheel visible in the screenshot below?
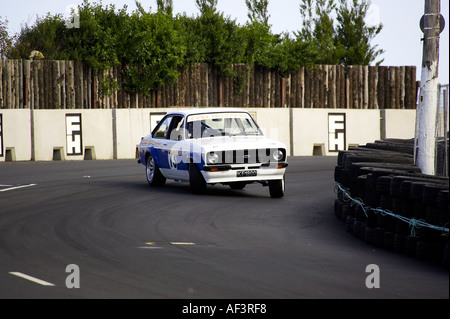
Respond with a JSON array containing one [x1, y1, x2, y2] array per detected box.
[[146, 154, 166, 186], [189, 163, 206, 194], [268, 177, 285, 198]]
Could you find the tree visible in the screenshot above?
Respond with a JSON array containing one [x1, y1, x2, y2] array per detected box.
[[311, 0, 339, 64], [244, 0, 274, 66], [66, 1, 124, 70], [0, 17, 16, 59], [156, 0, 173, 16], [246, 0, 270, 25], [195, 0, 218, 15], [174, 14, 203, 67], [192, 1, 246, 77], [297, 0, 340, 64], [298, 0, 315, 42], [297, 0, 383, 66], [269, 33, 316, 76], [4, 0, 386, 93], [120, 1, 185, 93], [335, 0, 384, 65], [7, 13, 68, 60]]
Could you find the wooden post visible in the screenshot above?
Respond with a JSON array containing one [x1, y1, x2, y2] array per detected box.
[[405, 66, 417, 109], [7, 60, 12, 108], [417, 0, 441, 174], [218, 76, 223, 107], [60, 61, 66, 109], [345, 66, 350, 109], [363, 65, 369, 109], [52, 60, 59, 109], [391, 66, 399, 109], [17, 60, 23, 108], [368, 66, 377, 109], [399, 66, 405, 109], [201, 63, 208, 107], [254, 67, 260, 107], [38, 61, 44, 109], [43, 60, 50, 109], [24, 60, 30, 108], [11, 60, 16, 108], [32, 61, 39, 109], [67, 61, 75, 109]]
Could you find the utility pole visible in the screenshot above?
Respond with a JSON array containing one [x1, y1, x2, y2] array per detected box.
[[417, 0, 441, 175]]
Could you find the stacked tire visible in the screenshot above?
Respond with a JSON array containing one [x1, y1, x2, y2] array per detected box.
[[334, 139, 449, 268]]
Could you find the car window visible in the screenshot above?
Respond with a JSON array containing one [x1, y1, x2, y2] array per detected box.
[[168, 116, 185, 140], [153, 115, 172, 139], [186, 112, 261, 139], [240, 118, 258, 134]]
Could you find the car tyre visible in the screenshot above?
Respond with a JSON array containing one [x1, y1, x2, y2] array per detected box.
[[269, 177, 285, 198], [189, 163, 206, 194], [146, 154, 166, 186]]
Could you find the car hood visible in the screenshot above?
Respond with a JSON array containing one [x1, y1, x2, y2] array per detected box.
[[188, 135, 286, 152]]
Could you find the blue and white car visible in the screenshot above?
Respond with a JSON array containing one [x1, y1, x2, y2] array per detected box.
[[138, 108, 288, 198]]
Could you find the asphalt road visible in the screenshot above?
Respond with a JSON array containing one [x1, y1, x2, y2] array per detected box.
[[0, 157, 448, 300]]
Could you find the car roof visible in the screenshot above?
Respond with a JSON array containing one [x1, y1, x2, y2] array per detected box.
[[166, 107, 249, 117]]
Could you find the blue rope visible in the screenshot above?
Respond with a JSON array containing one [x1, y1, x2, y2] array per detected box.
[[335, 183, 449, 235]]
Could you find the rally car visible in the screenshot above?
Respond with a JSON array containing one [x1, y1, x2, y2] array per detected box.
[[138, 108, 288, 198]]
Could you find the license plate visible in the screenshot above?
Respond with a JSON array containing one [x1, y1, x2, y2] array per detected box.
[[236, 170, 257, 177]]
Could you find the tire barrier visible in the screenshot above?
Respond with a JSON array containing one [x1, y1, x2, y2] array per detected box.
[[334, 139, 449, 268]]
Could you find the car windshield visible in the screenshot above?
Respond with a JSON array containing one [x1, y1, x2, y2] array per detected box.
[[186, 112, 261, 139]]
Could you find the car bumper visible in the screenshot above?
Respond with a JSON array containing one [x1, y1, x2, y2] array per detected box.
[[202, 162, 288, 184]]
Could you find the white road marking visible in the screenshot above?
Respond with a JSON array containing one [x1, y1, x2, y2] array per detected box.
[[139, 242, 214, 250], [170, 242, 196, 246], [0, 184, 37, 192], [9, 272, 55, 286]]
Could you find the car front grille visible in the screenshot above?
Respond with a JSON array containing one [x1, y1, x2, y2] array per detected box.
[[209, 149, 286, 164]]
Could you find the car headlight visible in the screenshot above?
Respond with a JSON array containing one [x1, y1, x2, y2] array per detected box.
[[273, 149, 285, 162], [207, 152, 220, 165]]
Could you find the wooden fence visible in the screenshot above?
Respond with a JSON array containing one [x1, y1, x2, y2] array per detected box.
[[0, 60, 418, 110]]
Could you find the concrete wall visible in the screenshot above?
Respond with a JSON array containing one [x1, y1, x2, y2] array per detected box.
[[382, 109, 417, 139], [115, 108, 172, 159], [31, 110, 114, 161], [291, 109, 383, 156], [0, 109, 32, 161], [248, 108, 291, 155], [0, 108, 417, 162]]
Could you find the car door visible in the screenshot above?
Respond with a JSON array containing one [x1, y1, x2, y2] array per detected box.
[[165, 115, 188, 180], [152, 114, 188, 179], [151, 114, 173, 177]]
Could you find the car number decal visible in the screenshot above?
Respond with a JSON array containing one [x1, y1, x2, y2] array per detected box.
[[168, 150, 178, 169]]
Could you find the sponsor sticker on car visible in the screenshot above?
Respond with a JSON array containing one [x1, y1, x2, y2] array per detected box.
[[187, 112, 250, 122]]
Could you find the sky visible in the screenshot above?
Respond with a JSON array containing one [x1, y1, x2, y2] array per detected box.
[[1, 0, 449, 84]]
